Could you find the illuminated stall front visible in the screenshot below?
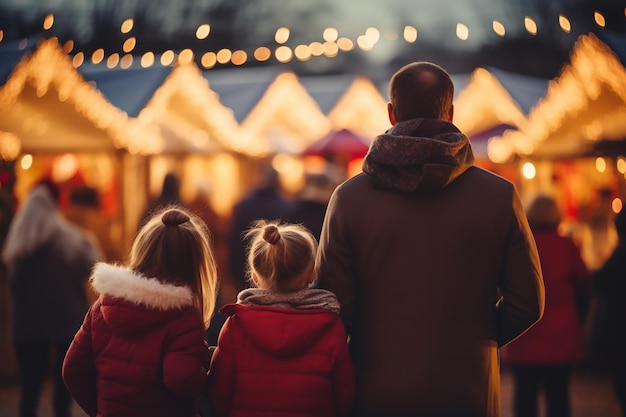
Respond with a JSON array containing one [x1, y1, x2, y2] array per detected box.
[[0, 37, 161, 260], [488, 32, 626, 269]]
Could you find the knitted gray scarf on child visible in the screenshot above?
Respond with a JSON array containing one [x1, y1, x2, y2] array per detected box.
[[237, 288, 340, 315]]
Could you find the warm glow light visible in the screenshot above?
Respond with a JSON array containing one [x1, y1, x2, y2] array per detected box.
[[91, 48, 105, 64], [404, 26, 418, 43], [0, 30, 3, 42], [559, 15, 571, 33], [323, 41, 339, 57], [178, 48, 194, 65], [121, 37, 135, 53], [613, 198, 623, 214], [107, 53, 120, 68], [201, 52, 217, 68], [72, 52, 85, 68], [161, 50, 175, 66], [254, 47, 271, 62], [456, 23, 469, 40], [120, 54, 133, 69], [43, 14, 54, 30], [275, 46, 293, 63], [141, 52, 155, 67], [275, 27, 290, 44], [20, 154, 33, 170], [216, 49, 232, 64], [357, 35, 374, 51], [294, 45, 312, 61], [323, 27, 338, 42], [594, 11, 606, 27], [365, 27, 380, 44], [310, 41, 324, 56], [52, 154, 79, 183], [617, 158, 626, 174], [596, 157, 606, 173], [337, 37, 354, 51], [525, 17, 538, 35], [522, 162, 536, 179], [231, 50, 247, 65], [0, 132, 21, 161], [63, 40, 74, 53], [121, 18, 133, 34], [493, 21, 506, 36], [196, 24, 211, 39]]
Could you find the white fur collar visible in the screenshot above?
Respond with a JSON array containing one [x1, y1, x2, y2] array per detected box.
[[90, 262, 194, 310]]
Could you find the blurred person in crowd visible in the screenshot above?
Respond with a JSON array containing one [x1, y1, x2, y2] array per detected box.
[[1, 179, 102, 417], [591, 208, 626, 417], [65, 186, 118, 263], [503, 195, 591, 417], [209, 220, 355, 417], [139, 172, 186, 229], [228, 165, 292, 292], [287, 171, 338, 241], [316, 61, 544, 417], [63, 206, 219, 417]]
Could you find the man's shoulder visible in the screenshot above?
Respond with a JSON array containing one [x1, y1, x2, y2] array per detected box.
[[461, 165, 515, 189]]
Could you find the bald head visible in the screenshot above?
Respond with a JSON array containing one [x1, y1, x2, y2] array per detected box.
[[388, 62, 454, 124]]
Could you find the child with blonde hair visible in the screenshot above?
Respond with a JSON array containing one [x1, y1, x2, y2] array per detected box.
[[63, 206, 218, 417], [208, 220, 355, 417]]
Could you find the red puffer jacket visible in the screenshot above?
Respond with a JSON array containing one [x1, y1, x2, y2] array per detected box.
[[62, 263, 211, 417], [208, 301, 355, 417]]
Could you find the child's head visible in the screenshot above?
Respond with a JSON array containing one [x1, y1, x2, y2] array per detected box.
[[245, 220, 317, 292], [129, 205, 218, 328]]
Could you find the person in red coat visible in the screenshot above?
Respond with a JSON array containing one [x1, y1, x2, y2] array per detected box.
[[503, 195, 591, 417], [208, 221, 355, 417], [62, 207, 219, 417]]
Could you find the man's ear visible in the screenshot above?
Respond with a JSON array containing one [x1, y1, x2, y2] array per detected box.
[[387, 102, 397, 126]]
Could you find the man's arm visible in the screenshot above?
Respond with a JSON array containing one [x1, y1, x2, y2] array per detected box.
[[496, 186, 545, 347]]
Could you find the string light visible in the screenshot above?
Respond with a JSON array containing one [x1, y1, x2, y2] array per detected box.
[[456, 23, 469, 40], [403, 26, 418, 43], [196, 24, 211, 40], [7, 8, 625, 73], [121, 18, 133, 34], [559, 14, 571, 33], [92, 48, 105, 64], [525, 17, 538, 35], [43, 14, 54, 30], [141, 52, 155, 67], [594, 11, 606, 27], [493, 21, 506, 36]]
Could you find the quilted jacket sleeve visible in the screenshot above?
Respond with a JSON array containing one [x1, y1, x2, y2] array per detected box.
[[207, 317, 236, 417], [162, 309, 211, 398], [62, 303, 98, 417]]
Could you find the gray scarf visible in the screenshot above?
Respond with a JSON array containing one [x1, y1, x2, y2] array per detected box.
[[237, 288, 340, 315]]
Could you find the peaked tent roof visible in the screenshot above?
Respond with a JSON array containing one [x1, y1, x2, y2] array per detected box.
[[0, 33, 43, 86], [209, 69, 330, 154], [299, 73, 357, 114], [453, 67, 548, 136], [203, 66, 283, 123], [137, 63, 268, 156], [489, 33, 626, 162], [0, 38, 159, 154], [325, 77, 390, 141], [80, 62, 173, 118]]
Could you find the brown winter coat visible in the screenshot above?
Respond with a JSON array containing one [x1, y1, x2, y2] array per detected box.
[[316, 118, 545, 417]]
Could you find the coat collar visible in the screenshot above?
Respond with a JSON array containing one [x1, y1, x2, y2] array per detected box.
[[90, 262, 194, 310]]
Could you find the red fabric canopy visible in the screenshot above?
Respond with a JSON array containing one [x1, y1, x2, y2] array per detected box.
[[302, 129, 371, 159]]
